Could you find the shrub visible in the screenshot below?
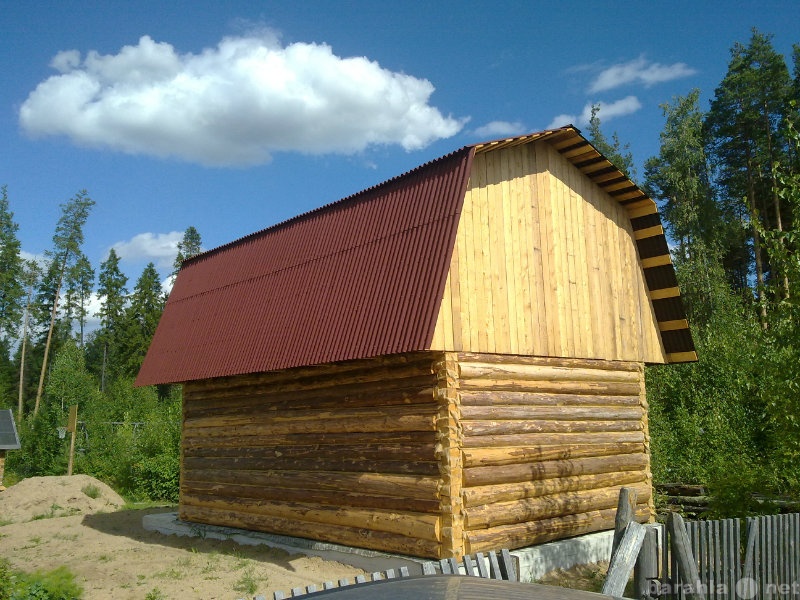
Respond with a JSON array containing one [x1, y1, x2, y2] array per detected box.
[[0, 559, 82, 600]]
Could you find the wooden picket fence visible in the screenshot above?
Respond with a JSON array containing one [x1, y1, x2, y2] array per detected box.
[[655, 513, 800, 600]]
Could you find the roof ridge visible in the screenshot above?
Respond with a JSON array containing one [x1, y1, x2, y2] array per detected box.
[[181, 145, 475, 268]]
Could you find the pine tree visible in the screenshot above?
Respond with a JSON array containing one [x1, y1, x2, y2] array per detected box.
[[644, 90, 726, 326], [0, 185, 24, 343], [96, 248, 128, 390], [587, 105, 636, 181], [172, 226, 202, 277], [17, 260, 40, 420], [34, 190, 95, 415], [64, 254, 94, 348], [705, 29, 793, 321], [119, 263, 164, 378]]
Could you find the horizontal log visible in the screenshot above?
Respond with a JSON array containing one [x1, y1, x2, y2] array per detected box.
[[457, 379, 642, 396], [463, 431, 645, 448], [185, 403, 437, 429], [181, 493, 441, 541], [181, 480, 442, 513], [184, 443, 436, 462], [182, 430, 436, 449], [462, 419, 642, 437], [462, 443, 644, 468], [460, 405, 643, 421], [455, 353, 641, 372], [180, 504, 441, 558], [464, 505, 651, 554], [462, 470, 647, 507], [464, 482, 652, 529], [458, 363, 640, 384], [181, 468, 440, 501], [182, 455, 440, 476], [184, 374, 438, 412], [463, 453, 648, 487], [183, 412, 436, 437], [459, 391, 641, 406], [185, 354, 438, 399]]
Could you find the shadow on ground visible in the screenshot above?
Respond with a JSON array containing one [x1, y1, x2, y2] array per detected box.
[[81, 507, 303, 572]]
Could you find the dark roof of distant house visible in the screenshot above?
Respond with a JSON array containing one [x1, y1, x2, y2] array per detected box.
[[136, 126, 694, 386]]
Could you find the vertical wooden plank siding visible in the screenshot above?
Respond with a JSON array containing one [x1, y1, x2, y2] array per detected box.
[[454, 353, 652, 554], [430, 141, 666, 364], [179, 352, 444, 558]]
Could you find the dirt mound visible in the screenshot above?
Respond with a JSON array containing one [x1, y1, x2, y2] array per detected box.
[[0, 474, 126, 523]]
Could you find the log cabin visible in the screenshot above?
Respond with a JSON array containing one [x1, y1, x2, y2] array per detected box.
[[136, 125, 696, 559]]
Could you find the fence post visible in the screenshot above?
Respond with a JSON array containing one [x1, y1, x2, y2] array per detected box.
[[668, 512, 706, 600], [634, 527, 659, 600], [613, 487, 638, 557]]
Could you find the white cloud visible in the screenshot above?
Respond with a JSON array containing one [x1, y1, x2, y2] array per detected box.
[[111, 231, 183, 270], [472, 120, 527, 139], [546, 96, 642, 130], [589, 55, 696, 93], [20, 34, 466, 166]]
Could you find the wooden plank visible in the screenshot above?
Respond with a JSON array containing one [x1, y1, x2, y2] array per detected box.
[[634, 225, 665, 240], [526, 144, 547, 355], [641, 255, 672, 269], [659, 319, 689, 332], [476, 152, 493, 352], [536, 143, 559, 356], [668, 512, 707, 600], [649, 287, 681, 301], [613, 487, 638, 556], [634, 527, 659, 600], [667, 351, 699, 363], [602, 521, 647, 596], [508, 145, 530, 353]]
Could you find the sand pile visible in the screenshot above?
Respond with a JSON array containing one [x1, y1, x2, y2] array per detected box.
[[0, 474, 125, 523]]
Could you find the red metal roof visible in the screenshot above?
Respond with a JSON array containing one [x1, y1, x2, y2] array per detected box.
[[137, 126, 695, 386], [135, 147, 475, 385]]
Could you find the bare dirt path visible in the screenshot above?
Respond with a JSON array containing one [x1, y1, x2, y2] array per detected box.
[[0, 476, 365, 599]]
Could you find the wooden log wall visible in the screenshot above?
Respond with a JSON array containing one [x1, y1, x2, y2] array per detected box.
[[180, 350, 653, 559], [180, 352, 446, 558], [430, 140, 666, 364], [454, 353, 652, 555]]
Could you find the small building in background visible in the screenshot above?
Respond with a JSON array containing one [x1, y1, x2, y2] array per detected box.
[[0, 409, 21, 491], [137, 125, 696, 559]]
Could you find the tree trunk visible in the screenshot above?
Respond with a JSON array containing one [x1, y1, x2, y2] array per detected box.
[[764, 103, 790, 297], [746, 154, 768, 329], [34, 258, 67, 417], [17, 287, 32, 422]]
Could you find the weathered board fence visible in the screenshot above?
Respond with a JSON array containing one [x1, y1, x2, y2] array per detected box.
[[655, 513, 800, 600]]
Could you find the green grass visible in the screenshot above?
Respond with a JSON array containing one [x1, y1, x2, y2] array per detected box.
[[233, 568, 260, 596], [81, 483, 101, 499]]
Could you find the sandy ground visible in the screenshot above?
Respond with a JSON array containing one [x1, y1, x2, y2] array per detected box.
[[0, 476, 366, 600]]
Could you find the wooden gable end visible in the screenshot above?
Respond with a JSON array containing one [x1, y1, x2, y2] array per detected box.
[[430, 139, 669, 364]]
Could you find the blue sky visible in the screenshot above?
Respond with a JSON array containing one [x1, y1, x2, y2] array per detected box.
[[2, 0, 799, 303]]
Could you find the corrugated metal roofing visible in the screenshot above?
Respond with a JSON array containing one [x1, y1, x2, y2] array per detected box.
[[137, 126, 695, 386], [136, 147, 474, 385]]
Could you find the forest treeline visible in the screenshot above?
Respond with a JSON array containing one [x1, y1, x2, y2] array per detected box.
[[1, 29, 799, 512]]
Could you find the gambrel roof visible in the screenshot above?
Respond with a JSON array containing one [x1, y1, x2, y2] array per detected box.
[[136, 126, 695, 386]]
